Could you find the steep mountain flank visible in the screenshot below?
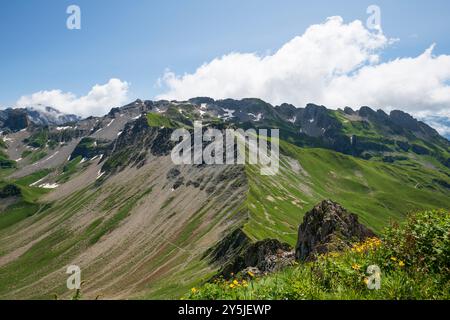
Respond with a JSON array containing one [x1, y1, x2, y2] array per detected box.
[[0, 153, 249, 299]]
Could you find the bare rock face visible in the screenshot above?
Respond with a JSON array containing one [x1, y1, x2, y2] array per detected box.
[[2, 109, 29, 131], [240, 239, 294, 274], [209, 229, 295, 279], [295, 200, 375, 261]]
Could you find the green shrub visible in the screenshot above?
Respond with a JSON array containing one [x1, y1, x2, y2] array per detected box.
[[382, 209, 449, 275], [0, 184, 21, 198], [0, 158, 16, 169]]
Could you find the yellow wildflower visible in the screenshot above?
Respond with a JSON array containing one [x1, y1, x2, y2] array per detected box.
[[363, 278, 369, 285], [352, 263, 361, 271], [191, 287, 198, 294], [229, 283, 235, 289], [248, 271, 255, 278], [399, 261, 405, 267], [233, 280, 239, 286], [390, 257, 397, 262], [352, 238, 382, 253], [329, 252, 340, 258]]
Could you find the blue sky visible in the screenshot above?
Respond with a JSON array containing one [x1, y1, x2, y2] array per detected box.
[[1, 0, 450, 125]]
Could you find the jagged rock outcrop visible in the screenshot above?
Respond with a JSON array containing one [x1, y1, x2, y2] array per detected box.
[[209, 229, 295, 278], [211, 200, 376, 278], [235, 239, 293, 274], [239, 248, 296, 279], [295, 200, 375, 261]]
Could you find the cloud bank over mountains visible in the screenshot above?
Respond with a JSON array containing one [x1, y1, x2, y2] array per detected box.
[[16, 78, 129, 118], [157, 16, 450, 134]]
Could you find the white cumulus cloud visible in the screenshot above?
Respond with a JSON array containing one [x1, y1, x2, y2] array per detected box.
[[157, 16, 450, 121], [16, 78, 129, 118]]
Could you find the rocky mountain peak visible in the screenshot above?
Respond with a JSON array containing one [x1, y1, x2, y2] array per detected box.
[[295, 200, 375, 261], [1, 105, 80, 132], [390, 109, 440, 138], [26, 106, 80, 126], [357, 106, 379, 119], [390, 110, 427, 130], [343, 106, 355, 115]]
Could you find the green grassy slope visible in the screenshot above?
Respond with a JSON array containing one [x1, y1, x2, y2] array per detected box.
[[147, 113, 180, 129], [0, 169, 52, 231], [243, 140, 450, 246]]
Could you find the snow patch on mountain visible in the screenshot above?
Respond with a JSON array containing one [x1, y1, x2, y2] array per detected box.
[[26, 106, 80, 126]]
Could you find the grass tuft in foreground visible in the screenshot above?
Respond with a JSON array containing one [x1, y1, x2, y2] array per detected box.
[[186, 209, 449, 300]]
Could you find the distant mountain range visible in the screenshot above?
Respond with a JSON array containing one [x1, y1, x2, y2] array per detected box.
[[1, 101, 448, 140], [0, 98, 450, 139]]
